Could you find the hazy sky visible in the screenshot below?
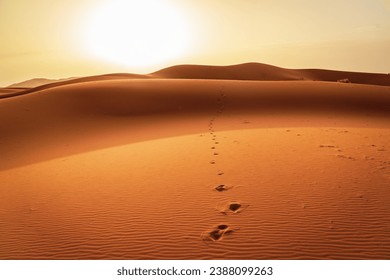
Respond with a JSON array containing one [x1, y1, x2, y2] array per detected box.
[[1, 0, 389, 86]]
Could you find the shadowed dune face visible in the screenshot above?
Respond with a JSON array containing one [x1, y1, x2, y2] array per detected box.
[[0, 88, 26, 98], [0, 79, 389, 171], [2, 79, 390, 116]]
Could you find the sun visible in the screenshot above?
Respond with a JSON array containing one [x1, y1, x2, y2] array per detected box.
[[84, 0, 191, 68]]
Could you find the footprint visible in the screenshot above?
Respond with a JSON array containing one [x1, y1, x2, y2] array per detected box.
[[336, 154, 355, 160], [229, 203, 241, 212], [203, 224, 234, 242], [319, 145, 337, 148], [209, 229, 223, 241], [214, 184, 230, 192], [215, 185, 226, 192], [217, 171, 224, 176], [217, 201, 248, 215], [210, 160, 216, 164], [213, 152, 219, 155], [217, 224, 229, 230], [211, 147, 216, 149]]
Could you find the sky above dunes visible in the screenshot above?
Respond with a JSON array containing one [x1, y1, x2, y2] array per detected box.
[[0, 0, 389, 86]]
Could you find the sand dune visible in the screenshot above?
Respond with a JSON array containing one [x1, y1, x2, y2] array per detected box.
[[0, 72, 389, 259], [0, 88, 26, 97], [7, 73, 151, 89], [152, 63, 303, 81], [297, 68, 390, 87], [4, 63, 389, 94], [1, 79, 389, 171], [7, 78, 77, 88], [2, 73, 152, 98], [152, 63, 390, 86]]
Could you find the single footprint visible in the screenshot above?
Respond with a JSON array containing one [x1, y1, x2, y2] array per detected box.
[[214, 184, 229, 192], [209, 230, 223, 241], [229, 203, 241, 212], [217, 171, 224, 176], [319, 145, 337, 148], [210, 160, 216, 164], [337, 154, 355, 160], [217, 201, 248, 215], [203, 224, 234, 242]]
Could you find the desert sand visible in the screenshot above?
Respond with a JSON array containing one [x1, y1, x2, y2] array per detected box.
[[0, 64, 389, 259]]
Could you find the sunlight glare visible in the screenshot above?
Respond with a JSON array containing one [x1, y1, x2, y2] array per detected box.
[[84, 0, 191, 68]]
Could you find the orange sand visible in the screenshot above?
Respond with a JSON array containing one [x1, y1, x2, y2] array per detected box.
[[0, 66, 389, 259]]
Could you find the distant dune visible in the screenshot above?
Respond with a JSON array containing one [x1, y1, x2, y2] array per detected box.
[[4, 63, 390, 95], [153, 63, 390, 86], [7, 77, 77, 88], [152, 63, 303, 81], [2, 73, 152, 98], [0, 65, 389, 259]]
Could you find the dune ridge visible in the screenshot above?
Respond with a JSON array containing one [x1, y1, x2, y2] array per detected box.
[[153, 62, 390, 86], [1, 73, 152, 99], [3, 63, 389, 97], [7, 77, 77, 88]]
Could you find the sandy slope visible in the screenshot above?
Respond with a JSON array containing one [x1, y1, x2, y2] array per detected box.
[[0, 78, 389, 259]]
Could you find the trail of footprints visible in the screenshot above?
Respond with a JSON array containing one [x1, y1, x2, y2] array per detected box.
[[203, 89, 248, 242]]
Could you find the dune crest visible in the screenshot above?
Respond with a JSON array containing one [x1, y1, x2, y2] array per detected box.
[[3, 63, 389, 96], [152, 62, 390, 86]]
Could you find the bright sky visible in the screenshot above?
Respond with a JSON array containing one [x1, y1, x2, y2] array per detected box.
[[0, 0, 389, 86]]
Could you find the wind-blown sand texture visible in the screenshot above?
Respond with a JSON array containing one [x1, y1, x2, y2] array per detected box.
[[0, 64, 389, 259]]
